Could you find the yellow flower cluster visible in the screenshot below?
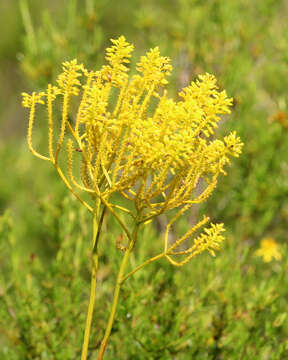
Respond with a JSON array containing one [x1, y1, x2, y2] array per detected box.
[[22, 36, 243, 262]]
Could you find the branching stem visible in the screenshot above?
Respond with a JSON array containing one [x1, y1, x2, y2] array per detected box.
[[54, 165, 93, 213], [121, 252, 165, 283], [97, 224, 139, 359], [81, 201, 104, 360]]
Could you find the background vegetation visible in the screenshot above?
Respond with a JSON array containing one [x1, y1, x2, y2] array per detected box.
[[1, 1, 288, 359]]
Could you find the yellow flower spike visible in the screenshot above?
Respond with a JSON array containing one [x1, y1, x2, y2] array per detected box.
[[164, 221, 225, 267], [106, 36, 134, 66], [21, 92, 33, 108], [22, 91, 50, 161], [56, 59, 84, 95], [47, 85, 62, 162], [80, 155, 93, 190], [103, 35, 134, 87], [21, 91, 45, 108], [179, 73, 233, 139], [193, 223, 225, 256], [75, 71, 95, 135], [224, 131, 244, 157], [67, 139, 95, 194], [22, 36, 242, 360], [137, 47, 172, 88], [54, 60, 85, 164]]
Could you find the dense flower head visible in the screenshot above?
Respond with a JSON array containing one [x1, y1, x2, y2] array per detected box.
[[102, 35, 134, 87], [136, 47, 172, 87], [22, 36, 243, 260], [56, 59, 84, 95]]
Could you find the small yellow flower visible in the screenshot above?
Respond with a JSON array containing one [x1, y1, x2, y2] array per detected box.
[[255, 237, 282, 263]]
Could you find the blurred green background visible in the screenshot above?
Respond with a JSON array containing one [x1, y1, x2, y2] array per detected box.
[[1, 1, 288, 359]]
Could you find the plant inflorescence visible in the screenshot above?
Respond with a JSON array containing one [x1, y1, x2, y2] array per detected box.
[[22, 36, 242, 359]]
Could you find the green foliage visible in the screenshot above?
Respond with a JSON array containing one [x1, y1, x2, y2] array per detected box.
[[1, 202, 288, 359], [0, 198, 88, 359]]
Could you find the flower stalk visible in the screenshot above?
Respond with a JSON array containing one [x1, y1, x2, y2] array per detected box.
[[97, 228, 137, 359], [81, 200, 103, 360]]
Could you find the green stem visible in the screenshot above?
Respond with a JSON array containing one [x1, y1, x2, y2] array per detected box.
[[96, 191, 132, 242], [81, 203, 104, 360], [121, 252, 165, 283], [54, 165, 93, 213], [97, 225, 139, 359]]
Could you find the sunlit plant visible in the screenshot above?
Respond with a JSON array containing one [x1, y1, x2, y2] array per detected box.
[[22, 36, 243, 359]]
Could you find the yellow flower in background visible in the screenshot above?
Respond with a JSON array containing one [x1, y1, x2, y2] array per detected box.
[[255, 237, 282, 262]]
